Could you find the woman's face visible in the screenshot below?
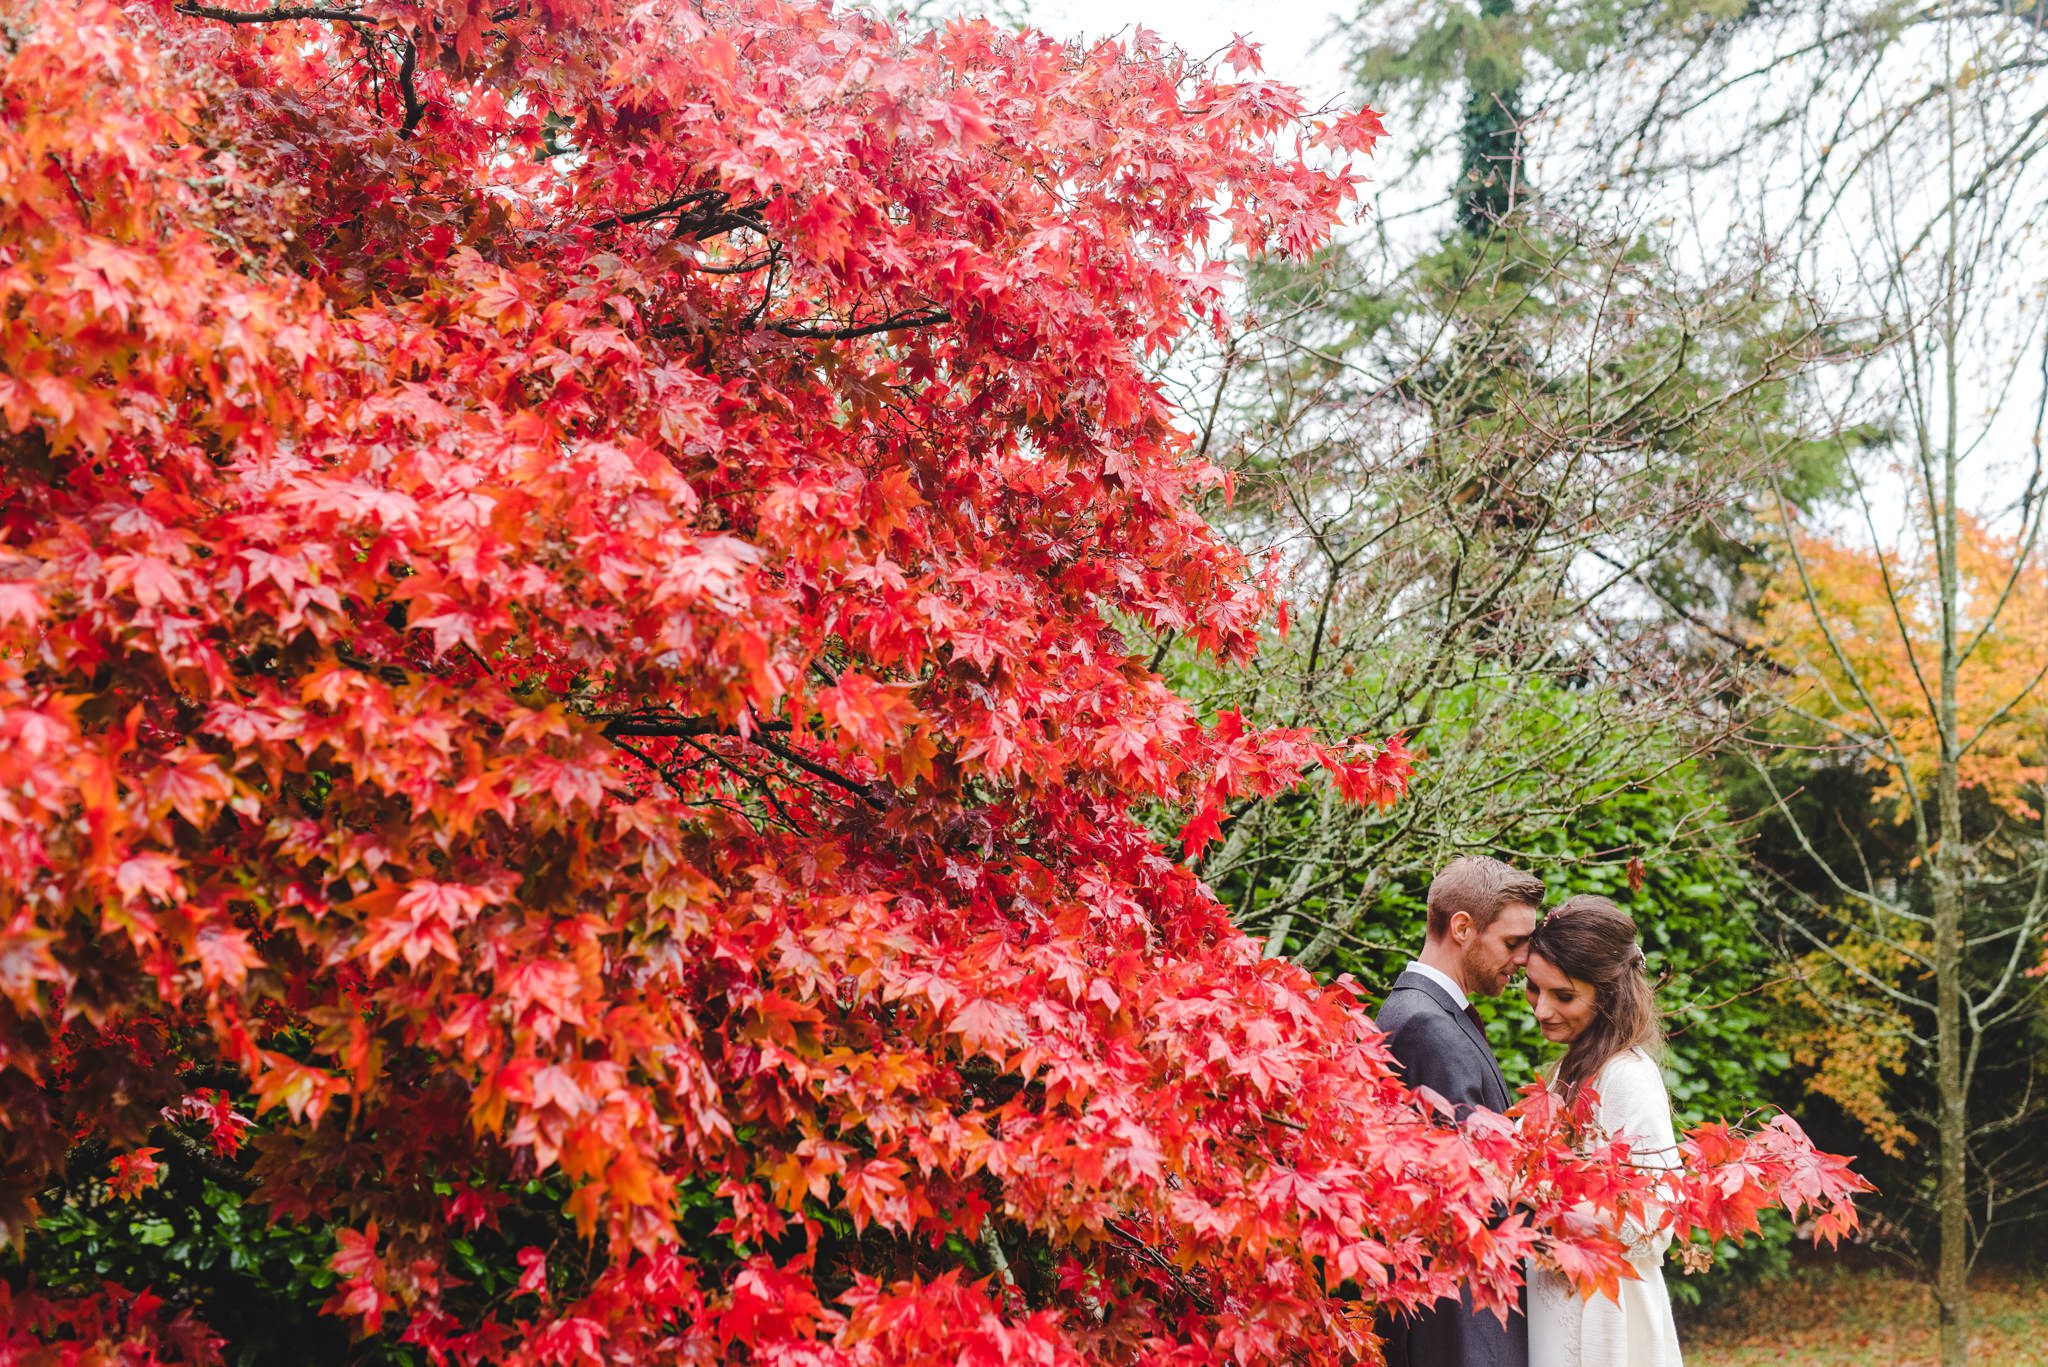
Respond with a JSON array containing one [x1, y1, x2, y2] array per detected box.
[[1524, 951, 1599, 1045]]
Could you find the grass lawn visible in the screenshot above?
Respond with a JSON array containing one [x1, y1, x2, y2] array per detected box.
[[1682, 1265, 2048, 1366]]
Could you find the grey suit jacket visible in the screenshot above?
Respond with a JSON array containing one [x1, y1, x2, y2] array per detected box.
[[1372, 971, 1527, 1367], [1376, 970, 1511, 1116]]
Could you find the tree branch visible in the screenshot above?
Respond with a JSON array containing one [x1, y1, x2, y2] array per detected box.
[[151, 1123, 257, 1195], [772, 308, 951, 341], [175, 1, 370, 22], [750, 734, 886, 809], [395, 36, 426, 138], [591, 189, 729, 232]]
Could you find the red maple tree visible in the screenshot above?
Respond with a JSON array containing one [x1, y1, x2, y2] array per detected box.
[[0, 0, 1861, 1361]]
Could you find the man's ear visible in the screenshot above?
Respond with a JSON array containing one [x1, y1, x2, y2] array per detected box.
[[1448, 909, 1473, 945]]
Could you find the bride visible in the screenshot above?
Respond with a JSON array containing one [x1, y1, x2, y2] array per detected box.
[[1522, 895, 1686, 1367]]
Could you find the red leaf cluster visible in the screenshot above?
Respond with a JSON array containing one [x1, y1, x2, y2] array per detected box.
[[0, 0, 1861, 1360], [0, 1283, 222, 1367]]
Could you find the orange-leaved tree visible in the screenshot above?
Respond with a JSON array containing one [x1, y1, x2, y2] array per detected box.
[[1762, 515, 2048, 817], [0, 0, 1862, 1361]]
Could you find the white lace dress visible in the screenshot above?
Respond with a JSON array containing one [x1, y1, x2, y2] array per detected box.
[[1528, 1047, 1686, 1367]]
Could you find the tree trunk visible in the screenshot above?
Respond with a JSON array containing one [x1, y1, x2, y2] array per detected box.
[[1932, 785, 1969, 1367], [1933, 489, 1969, 1362]]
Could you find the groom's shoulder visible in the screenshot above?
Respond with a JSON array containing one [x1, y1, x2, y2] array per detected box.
[[1373, 984, 1468, 1081], [1373, 978, 1453, 1032]]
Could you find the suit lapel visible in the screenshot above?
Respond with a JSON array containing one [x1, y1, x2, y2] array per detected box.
[[1392, 971, 1509, 1105]]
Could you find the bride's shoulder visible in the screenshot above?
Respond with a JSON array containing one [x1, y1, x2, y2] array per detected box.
[[1598, 1046, 1666, 1089]]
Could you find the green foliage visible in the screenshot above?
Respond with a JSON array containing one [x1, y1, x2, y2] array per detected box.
[[5, 1156, 742, 1366], [11, 1175, 374, 1367]]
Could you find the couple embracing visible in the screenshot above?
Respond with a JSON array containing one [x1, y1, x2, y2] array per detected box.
[[1376, 856, 1685, 1367]]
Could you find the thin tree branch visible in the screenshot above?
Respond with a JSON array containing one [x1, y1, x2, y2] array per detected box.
[[772, 308, 952, 341], [175, 1, 370, 21]]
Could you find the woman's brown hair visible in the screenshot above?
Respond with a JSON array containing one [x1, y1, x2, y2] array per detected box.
[[1527, 894, 1663, 1101]]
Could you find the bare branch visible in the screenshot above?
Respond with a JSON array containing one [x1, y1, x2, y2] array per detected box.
[[175, 1, 370, 21], [772, 308, 952, 341]]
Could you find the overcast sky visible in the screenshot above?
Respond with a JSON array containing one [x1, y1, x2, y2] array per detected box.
[[1022, 0, 1356, 107]]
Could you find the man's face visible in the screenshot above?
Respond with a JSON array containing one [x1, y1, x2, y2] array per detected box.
[[1460, 901, 1539, 997]]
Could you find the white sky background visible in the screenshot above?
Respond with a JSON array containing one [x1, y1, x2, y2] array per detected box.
[[1022, 0, 1356, 106]]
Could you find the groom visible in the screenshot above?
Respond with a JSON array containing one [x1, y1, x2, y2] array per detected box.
[[1374, 855, 1545, 1367]]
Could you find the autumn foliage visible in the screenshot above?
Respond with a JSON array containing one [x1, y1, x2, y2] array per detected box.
[[0, 0, 1862, 1360], [1762, 515, 2048, 819]]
